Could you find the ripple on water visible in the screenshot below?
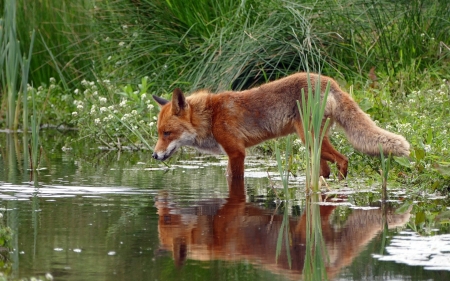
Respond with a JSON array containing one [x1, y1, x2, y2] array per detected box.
[[373, 230, 450, 271], [0, 184, 156, 200]]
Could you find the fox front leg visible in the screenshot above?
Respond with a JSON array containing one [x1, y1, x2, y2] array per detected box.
[[224, 148, 246, 178]]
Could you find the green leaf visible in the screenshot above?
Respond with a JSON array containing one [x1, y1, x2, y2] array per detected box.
[[433, 163, 450, 177], [426, 128, 433, 144], [394, 156, 411, 168], [414, 148, 425, 161], [415, 211, 425, 225], [395, 201, 413, 214], [359, 97, 373, 112]]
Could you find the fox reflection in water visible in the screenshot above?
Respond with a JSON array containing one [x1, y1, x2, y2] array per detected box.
[[155, 178, 410, 279]]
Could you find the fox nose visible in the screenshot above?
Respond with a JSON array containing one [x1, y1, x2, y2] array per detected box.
[[152, 152, 158, 159]]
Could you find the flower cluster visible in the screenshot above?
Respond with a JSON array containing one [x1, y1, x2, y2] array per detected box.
[[25, 77, 75, 126], [72, 76, 159, 150]]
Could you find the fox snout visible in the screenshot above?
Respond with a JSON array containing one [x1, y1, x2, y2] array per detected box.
[[152, 150, 171, 161], [152, 152, 160, 160]]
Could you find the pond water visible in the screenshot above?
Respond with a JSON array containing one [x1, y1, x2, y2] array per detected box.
[[0, 132, 449, 280]]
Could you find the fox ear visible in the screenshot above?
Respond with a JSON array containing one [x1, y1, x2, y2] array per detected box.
[[152, 95, 169, 107], [171, 88, 187, 115]]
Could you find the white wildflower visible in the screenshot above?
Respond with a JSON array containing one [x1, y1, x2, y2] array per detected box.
[[95, 118, 100, 124], [74, 89, 79, 94], [121, 113, 131, 121], [100, 107, 107, 112], [118, 42, 125, 47], [49, 77, 56, 84], [77, 104, 84, 110], [131, 110, 137, 115], [99, 97, 107, 104], [72, 112, 78, 116]]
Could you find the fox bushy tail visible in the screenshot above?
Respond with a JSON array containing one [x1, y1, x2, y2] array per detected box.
[[330, 90, 410, 157]]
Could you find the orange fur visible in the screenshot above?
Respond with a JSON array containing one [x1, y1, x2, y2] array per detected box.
[[152, 73, 410, 179]]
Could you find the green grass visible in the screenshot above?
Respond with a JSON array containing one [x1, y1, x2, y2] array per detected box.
[[12, 0, 94, 86]]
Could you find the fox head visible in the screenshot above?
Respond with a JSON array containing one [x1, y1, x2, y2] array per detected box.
[[152, 89, 196, 161]]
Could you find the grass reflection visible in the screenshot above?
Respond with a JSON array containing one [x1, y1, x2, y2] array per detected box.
[[303, 193, 329, 281]]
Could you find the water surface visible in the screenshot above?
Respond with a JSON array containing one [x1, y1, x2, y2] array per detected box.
[[0, 132, 449, 280]]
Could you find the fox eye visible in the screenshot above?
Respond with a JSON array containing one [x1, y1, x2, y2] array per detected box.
[[163, 131, 171, 137]]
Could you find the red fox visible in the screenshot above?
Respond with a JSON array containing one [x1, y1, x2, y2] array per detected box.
[[152, 72, 410, 179]]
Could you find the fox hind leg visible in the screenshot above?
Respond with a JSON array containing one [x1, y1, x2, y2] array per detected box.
[[294, 123, 331, 178], [320, 136, 348, 180], [294, 123, 348, 179]]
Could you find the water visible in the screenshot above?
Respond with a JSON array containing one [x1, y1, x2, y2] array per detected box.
[[0, 132, 449, 280]]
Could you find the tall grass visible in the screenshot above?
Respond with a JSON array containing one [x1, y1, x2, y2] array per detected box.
[[83, 0, 449, 93], [379, 145, 392, 201], [21, 30, 35, 134], [4, 0, 448, 95], [87, 0, 327, 92], [298, 73, 330, 280], [313, 0, 450, 86], [298, 74, 331, 192], [1, 0, 34, 131], [11, 0, 95, 86], [1, 0, 21, 130]]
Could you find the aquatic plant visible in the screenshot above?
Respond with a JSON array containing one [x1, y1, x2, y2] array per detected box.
[[297, 74, 331, 191], [379, 144, 392, 200], [297, 73, 330, 280]]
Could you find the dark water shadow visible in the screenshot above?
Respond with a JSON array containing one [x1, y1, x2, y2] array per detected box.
[[155, 177, 411, 280]]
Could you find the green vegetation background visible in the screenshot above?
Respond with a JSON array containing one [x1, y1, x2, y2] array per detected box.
[[1, 0, 449, 191]]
